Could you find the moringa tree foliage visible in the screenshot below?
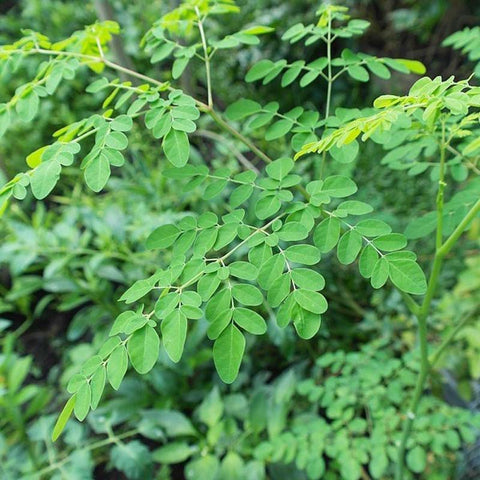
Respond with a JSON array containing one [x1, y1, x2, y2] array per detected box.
[[1, 2, 479, 479]]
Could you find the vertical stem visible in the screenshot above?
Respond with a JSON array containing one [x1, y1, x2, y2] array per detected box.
[[318, 10, 333, 180], [435, 121, 446, 251], [93, 0, 137, 79], [395, 133, 448, 480], [395, 256, 442, 480], [380, 196, 478, 480], [195, 6, 213, 108], [325, 11, 333, 119]]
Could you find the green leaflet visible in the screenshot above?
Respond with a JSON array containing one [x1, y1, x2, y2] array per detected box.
[[105, 131, 128, 150], [337, 230, 362, 265], [255, 195, 281, 219], [229, 261, 258, 281], [119, 278, 156, 303], [233, 308, 267, 335], [152, 442, 196, 464], [146, 224, 181, 250], [369, 448, 388, 479], [73, 382, 91, 421], [245, 59, 276, 82], [265, 157, 294, 180], [372, 233, 407, 252], [370, 257, 389, 289], [185, 455, 219, 480], [107, 345, 128, 390], [292, 303, 321, 339], [110, 115, 133, 132], [293, 289, 328, 314], [266, 274, 291, 307], [84, 154, 111, 192], [163, 129, 190, 167], [52, 395, 76, 442], [213, 324, 246, 383], [110, 311, 136, 336], [355, 219, 392, 237], [406, 445, 427, 473], [16, 90, 39, 122], [90, 366, 106, 410], [197, 386, 223, 427], [285, 245, 321, 265], [387, 258, 427, 295], [321, 175, 357, 198], [257, 254, 285, 289], [162, 309, 188, 363], [359, 245, 379, 279], [232, 284, 263, 306], [291, 268, 325, 291], [128, 325, 160, 374], [314, 217, 341, 253], [225, 99, 262, 120], [30, 160, 62, 199]]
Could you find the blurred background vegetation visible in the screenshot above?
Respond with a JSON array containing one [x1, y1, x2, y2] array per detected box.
[[0, 0, 479, 479]]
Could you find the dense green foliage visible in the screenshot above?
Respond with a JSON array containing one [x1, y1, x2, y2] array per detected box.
[[0, 1, 479, 479]]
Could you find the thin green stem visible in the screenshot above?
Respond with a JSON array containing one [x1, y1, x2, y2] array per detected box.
[[395, 134, 448, 480], [325, 12, 332, 120], [429, 310, 476, 367], [193, 129, 260, 172], [438, 197, 480, 257], [435, 121, 446, 251], [205, 107, 272, 164], [318, 11, 332, 180], [195, 7, 213, 107], [400, 291, 420, 316], [27, 429, 139, 478]]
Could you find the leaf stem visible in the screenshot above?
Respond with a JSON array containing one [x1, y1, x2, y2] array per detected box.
[[395, 133, 453, 479], [25, 429, 139, 478], [435, 121, 446, 251], [400, 291, 420, 316], [318, 10, 332, 180], [325, 11, 333, 120], [205, 107, 273, 164], [195, 7, 213, 108], [429, 309, 476, 367], [438, 197, 480, 257]]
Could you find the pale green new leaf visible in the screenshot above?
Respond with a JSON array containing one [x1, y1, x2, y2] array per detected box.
[[52, 395, 76, 442]]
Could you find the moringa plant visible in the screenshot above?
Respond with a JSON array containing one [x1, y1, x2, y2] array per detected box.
[[0, 1, 479, 478]]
